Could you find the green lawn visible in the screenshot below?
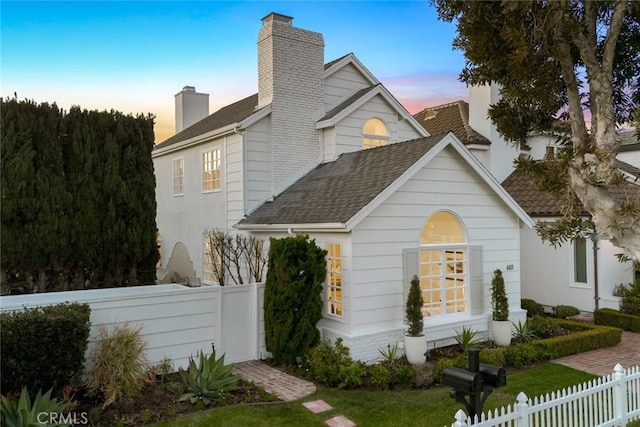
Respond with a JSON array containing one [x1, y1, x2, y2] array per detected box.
[[151, 363, 599, 427]]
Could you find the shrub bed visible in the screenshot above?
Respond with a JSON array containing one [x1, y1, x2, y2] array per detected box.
[[436, 319, 622, 372], [595, 308, 640, 332], [0, 302, 91, 395]]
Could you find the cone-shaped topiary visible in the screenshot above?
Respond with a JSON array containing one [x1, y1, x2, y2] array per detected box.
[[491, 269, 509, 321], [405, 275, 424, 337]]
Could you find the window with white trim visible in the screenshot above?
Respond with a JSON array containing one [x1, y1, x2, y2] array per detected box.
[[326, 243, 342, 317], [202, 149, 221, 192], [362, 118, 389, 150], [574, 237, 588, 284], [173, 158, 184, 195], [419, 212, 468, 317]]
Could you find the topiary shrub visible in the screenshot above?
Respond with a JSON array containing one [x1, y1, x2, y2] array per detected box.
[[405, 275, 424, 337], [491, 269, 509, 321], [619, 279, 640, 316], [521, 299, 545, 317], [0, 302, 91, 396], [553, 305, 581, 319], [264, 235, 327, 366]]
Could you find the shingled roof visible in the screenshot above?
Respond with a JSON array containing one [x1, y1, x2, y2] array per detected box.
[[502, 165, 639, 217], [318, 85, 378, 122], [238, 135, 447, 225], [154, 94, 260, 150], [413, 101, 490, 146]]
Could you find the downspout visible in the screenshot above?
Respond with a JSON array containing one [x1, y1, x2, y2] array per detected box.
[[235, 126, 247, 218], [591, 232, 600, 311]]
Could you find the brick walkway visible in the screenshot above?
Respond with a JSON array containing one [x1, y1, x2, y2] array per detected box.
[[554, 331, 640, 376], [233, 360, 316, 402]]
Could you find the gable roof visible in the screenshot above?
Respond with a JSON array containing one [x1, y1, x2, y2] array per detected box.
[[315, 84, 429, 137], [501, 165, 639, 217], [154, 53, 386, 153], [413, 100, 490, 146], [238, 133, 534, 230]]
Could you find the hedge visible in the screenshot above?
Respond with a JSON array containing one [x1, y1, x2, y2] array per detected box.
[[0, 302, 91, 395], [434, 319, 622, 376], [595, 308, 640, 332]]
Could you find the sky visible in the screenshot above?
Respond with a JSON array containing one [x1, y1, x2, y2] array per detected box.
[[1, 1, 469, 143]]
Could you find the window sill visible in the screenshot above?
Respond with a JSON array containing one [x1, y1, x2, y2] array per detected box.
[[173, 193, 184, 197], [202, 189, 221, 194], [569, 282, 591, 289]]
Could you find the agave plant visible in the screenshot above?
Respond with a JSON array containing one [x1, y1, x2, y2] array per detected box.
[[1, 387, 71, 427], [454, 326, 481, 356], [512, 319, 536, 344], [179, 350, 239, 405]]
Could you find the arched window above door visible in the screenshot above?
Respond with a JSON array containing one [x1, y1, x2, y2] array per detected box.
[[421, 211, 466, 245]]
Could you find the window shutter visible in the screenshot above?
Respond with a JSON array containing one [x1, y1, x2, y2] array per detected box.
[[403, 248, 419, 304], [469, 245, 484, 315]]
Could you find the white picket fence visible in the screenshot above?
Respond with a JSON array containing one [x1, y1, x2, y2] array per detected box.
[[450, 364, 640, 427]]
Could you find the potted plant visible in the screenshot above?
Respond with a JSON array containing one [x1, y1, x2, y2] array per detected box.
[[404, 275, 427, 364], [491, 269, 511, 346]]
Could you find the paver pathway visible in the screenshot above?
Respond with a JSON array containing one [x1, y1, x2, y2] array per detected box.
[[233, 360, 316, 402], [554, 331, 640, 376]]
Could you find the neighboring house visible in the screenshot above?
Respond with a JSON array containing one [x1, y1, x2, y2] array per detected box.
[[415, 87, 639, 313], [152, 12, 534, 362]]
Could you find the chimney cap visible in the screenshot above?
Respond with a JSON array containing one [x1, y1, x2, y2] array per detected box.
[[261, 12, 293, 26], [182, 86, 196, 92]]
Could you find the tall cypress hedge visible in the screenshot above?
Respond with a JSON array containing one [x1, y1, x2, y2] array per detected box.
[[264, 235, 327, 366], [0, 98, 158, 292]]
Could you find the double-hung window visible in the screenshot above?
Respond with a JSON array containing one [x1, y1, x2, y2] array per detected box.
[[202, 149, 221, 192], [173, 158, 184, 196]]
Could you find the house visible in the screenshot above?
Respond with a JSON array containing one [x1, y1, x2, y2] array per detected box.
[[415, 88, 639, 314], [152, 12, 534, 362]]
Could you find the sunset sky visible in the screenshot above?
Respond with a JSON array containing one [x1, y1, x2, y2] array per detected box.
[[2, 1, 468, 143]]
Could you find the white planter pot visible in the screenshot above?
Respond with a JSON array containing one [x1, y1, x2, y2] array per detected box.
[[404, 335, 428, 364], [492, 320, 512, 346]]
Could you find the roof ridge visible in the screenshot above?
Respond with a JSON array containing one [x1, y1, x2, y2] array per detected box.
[[416, 99, 467, 115]]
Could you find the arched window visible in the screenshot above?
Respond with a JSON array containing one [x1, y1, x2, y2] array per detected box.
[[419, 211, 468, 317], [362, 118, 389, 150]]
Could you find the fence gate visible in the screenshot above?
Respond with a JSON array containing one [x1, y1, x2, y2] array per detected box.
[[219, 284, 258, 363]]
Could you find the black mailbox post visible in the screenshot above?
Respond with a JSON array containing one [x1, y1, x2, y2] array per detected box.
[[442, 348, 507, 420]]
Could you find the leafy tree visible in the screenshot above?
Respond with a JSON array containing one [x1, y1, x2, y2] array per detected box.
[[434, 1, 640, 261], [264, 235, 327, 366]]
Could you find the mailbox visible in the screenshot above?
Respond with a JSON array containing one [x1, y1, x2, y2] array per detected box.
[[443, 367, 484, 394], [479, 363, 506, 388]]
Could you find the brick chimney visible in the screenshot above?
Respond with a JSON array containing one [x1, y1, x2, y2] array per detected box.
[[257, 12, 325, 195], [175, 86, 209, 133]]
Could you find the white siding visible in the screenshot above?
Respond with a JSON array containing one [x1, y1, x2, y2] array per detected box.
[[245, 116, 272, 212], [351, 146, 523, 335], [154, 133, 243, 282], [520, 224, 634, 312], [0, 285, 218, 370], [324, 63, 371, 110], [332, 94, 422, 157]]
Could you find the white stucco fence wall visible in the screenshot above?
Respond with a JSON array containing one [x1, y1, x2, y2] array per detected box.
[[0, 283, 266, 370]]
